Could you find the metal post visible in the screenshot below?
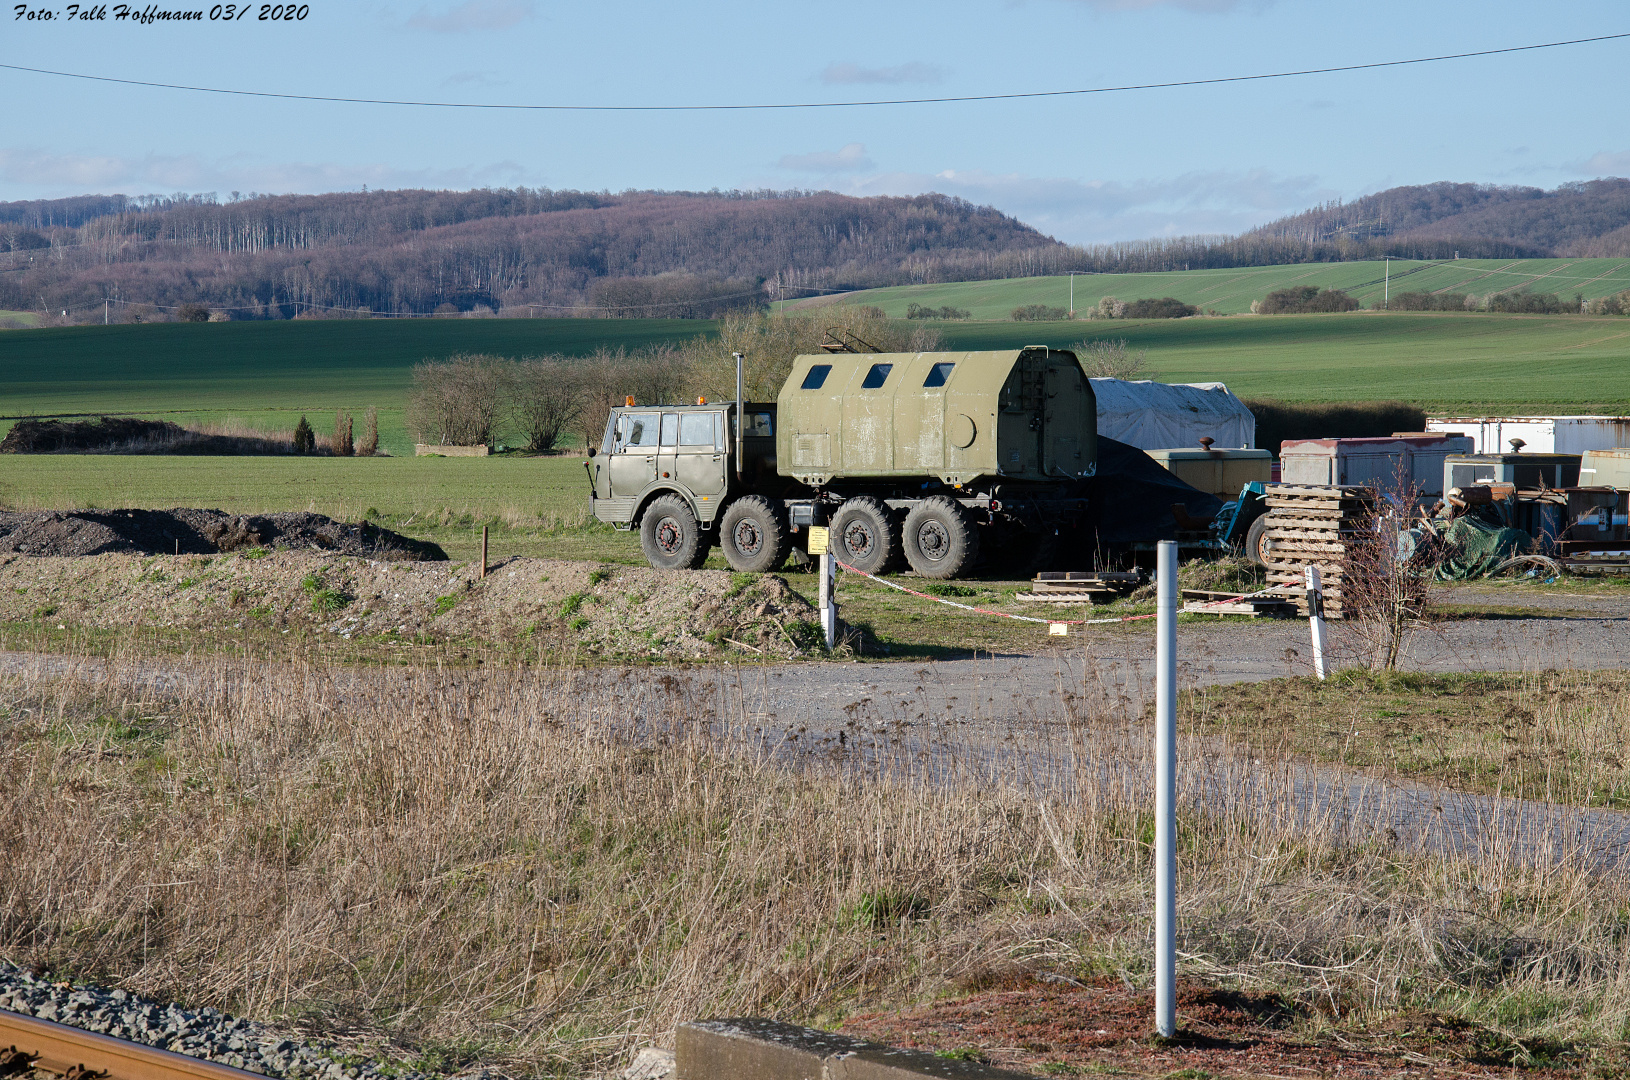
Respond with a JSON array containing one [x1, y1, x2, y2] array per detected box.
[[1306, 565, 1328, 680], [1383, 257, 1390, 310], [480, 525, 488, 580], [818, 549, 836, 650], [734, 352, 745, 483], [1154, 539, 1177, 1039]]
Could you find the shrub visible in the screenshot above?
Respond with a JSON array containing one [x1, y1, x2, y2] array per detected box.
[[1386, 291, 1472, 312], [1486, 291, 1567, 314], [292, 416, 315, 455], [1010, 304, 1071, 321], [1245, 399, 1427, 453], [905, 302, 971, 320], [1123, 297, 1197, 319], [1072, 338, 1148, 380], [1093, 296, 1127, 319], [407, 354, 513, 447], [512, 356, 582, 452], [176, 302, 212, 323], [356, 407, 379, 456], [332, 411, 354, 457], [1585, 290, 1630, 316], [1255, 286, 1361, 314]]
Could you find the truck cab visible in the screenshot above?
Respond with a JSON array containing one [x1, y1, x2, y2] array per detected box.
[[588, 401, 787, 569]]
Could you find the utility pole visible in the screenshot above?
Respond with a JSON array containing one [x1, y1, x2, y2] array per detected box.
[[104, 299, 108, 325], [1067, 270, 1085, 317]]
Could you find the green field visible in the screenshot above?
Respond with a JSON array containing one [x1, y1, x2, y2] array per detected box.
[[0, 310, 43, 328], [0, 318, 717, 455], [814, 258, 1630, 319]]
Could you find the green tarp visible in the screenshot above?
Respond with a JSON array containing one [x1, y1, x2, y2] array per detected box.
[[1435, 515, 1532, 580]]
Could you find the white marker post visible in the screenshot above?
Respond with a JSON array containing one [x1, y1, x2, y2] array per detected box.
[[1305, 565, 1328, 681], [1154, 539, 1177, 1039], [809, 525, 836, 650]]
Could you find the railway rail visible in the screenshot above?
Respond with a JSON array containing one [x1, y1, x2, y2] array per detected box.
[[0, 1009, 262, 1080]]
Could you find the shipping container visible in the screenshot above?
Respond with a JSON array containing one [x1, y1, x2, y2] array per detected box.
[[1443, 453, 1581, 493], [1144, 447, 1272, 500], [1426, 416, 1630, 454], [1580, 448, 1630, 488], [1279, 435, 1474, 496]]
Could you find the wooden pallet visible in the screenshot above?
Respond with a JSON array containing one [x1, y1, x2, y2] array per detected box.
[[1014, 591, 1118, 605]]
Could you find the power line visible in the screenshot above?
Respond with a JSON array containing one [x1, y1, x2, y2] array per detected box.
[[2, 32, 1626, 112]]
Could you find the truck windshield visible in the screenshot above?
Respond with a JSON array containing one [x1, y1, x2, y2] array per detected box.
[[616, 412, 660, 450]]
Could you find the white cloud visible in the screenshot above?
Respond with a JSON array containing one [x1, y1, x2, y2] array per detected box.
[[820, 62, 945, 85], [776, 144, 875, 174], [1574, 150, 1630, 176], [828, 166, 1329, 244], [0, 147, 531, 199], [406, 0, 532, 33]]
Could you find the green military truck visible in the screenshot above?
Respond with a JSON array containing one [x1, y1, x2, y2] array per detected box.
[[587, 345, 1097, 579]]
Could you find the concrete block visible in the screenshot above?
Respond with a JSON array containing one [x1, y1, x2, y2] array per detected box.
[[675, 1018, 1031, 1080]]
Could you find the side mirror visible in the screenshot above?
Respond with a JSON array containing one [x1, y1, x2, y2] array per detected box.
[[586, 447, 597, 458]]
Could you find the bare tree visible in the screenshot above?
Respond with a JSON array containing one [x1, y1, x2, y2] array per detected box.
[[577, 345, 692, 450], [356, 406, 379, 456], [512, 356, 583, 452], [1072, 338, 1148, 380], [332, 411, 354, 457], [406, 354, 513, 447]]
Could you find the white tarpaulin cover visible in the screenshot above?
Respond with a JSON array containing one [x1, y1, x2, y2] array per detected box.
[[1090, 379, 1256, 450]]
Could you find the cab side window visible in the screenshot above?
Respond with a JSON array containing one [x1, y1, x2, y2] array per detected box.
[[660, 413, 679, 447], [679, 412, 716, 447]]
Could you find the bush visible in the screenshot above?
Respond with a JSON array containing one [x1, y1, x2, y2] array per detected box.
[[905, 302, 971, 320], [1010, 304, 1071, 321], [1245, 399, 1426, 453], [177, 302, 212, 323], [1071, 338, 1148, 380], [332, 411, 353, 457], [1383, 291, 1474, 312], [1486, 291, 1567, 314], [356, 407, 379, 456], [1585, 290, 1630, 316], [1123, 297, 1197, 319], [1254, 286, 1361, 314], [1093, 296, 1127, 319], [512, 355, 583, 452], [292, 416, 315, 455], [407, 354, 514, 447]]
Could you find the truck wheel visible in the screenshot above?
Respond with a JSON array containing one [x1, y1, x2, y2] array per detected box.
[[831, 496, 903, 574], [903, 496, 980, 579], [721, 495, 790, 572], [1244, 513, 1271, 569], [640, 495, 709, 570]]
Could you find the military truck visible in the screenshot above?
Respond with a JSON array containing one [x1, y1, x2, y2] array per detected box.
[[586, 345, 1097, 579]]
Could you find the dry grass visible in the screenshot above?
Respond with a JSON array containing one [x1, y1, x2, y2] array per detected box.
[[1180, 669, 1630, 807], [2, 649, 1630, 1076]]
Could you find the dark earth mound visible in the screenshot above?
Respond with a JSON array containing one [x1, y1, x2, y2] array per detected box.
[[0, 416, 296, 455], [0, 509, 445, 560]]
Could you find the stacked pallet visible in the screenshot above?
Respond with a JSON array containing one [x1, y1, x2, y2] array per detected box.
[[1260, 484, 1376, 619], [1016, 571, 1143, 604]]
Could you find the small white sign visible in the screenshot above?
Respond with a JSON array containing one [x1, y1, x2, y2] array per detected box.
[[1048, 622, 1069, 636], [807, 526, 830, 556]]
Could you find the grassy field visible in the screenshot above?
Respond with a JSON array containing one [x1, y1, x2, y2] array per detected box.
[[0, 310, 43, 328], [940, 310, 1630, 411], [0, 318, 717, 456], [813, 257, 1630, 319]]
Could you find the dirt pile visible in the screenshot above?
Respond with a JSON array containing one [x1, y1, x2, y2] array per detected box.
[[0, 552, 819, 659], [0, 416, 297, 455], [0, 509, 445, 561]]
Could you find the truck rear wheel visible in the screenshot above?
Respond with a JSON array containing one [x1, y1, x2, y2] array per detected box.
[[720, 495, 790, 573], [831, 496, 903, 574], [640, 495, 709, 570], [903, 496, 979, 579], [1244, 513, 1271, 569]]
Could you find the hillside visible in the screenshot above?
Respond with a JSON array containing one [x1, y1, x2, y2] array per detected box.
[[0, 188, 1060, 322], [806, 257, 1630, 318]]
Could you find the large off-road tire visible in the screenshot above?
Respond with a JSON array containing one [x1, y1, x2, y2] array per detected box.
[[903, 496, 980, 579], [1244, 513, 1271, 569], [831, 495, 903, 574], [720, 495, 790, 573], [640, 495, 709, 570]]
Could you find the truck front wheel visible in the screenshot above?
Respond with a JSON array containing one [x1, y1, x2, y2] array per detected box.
[[903, 496, 980, 579], [640, 495, 710, 570], [831, 496, 902, 574], [720, 495, 790, 572]]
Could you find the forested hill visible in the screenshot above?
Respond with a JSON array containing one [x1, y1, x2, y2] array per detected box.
[[0, 188, 1063, 321], [1243, 178, 1630, 259]]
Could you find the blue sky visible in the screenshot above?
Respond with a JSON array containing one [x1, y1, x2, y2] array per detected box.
[[3, 0, 1628, 244]]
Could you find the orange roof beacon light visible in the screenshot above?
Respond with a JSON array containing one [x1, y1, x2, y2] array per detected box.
[[697, 396, 707, 405], [625, 395, 635, 407]]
